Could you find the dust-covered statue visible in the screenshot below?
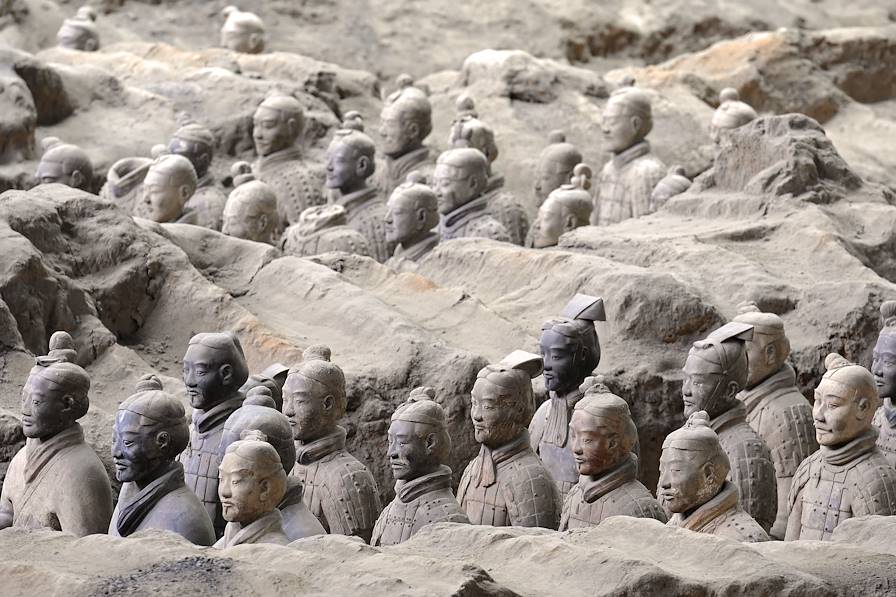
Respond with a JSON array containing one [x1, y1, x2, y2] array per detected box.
[[384, 173, 440, 265], [786, 354, 896, 541], [168, 123, 228, 230], [534, 131, 583, 209], [872, 300, 896, 467], [281, 204, 372, 257], [222, 162, 279, 245], [434, 148, 511, 243], [378, 75, 435, 198], [710, 88, 757, 143], [530, 294, 605, 499], [138, 153, 199, 224], [458, 351, 561, 529], [529, 164, 593, 249], [57, 6, 100, 52], [371, 387, 469, 546], [661, 411, 770, 542], [649, 166, 691, 210], [220, 6, 266, 54], [35, 137, 92, 191], [110, 375, 215, 545], [282, 345, 381, 542]]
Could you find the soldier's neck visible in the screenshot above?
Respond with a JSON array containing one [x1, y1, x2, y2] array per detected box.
[[386, 141, 423, 160]]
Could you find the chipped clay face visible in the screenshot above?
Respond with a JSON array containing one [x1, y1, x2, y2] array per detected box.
[[569, 409, 624, 476], [812, 378, 872, 447], [21, 373, 72, 441], [112, 409, 167, 485], [658, 449, 718, 514], [872, 333, 896, 401], [387, 419, 437, 481], [470, 379, 521, 448], [282, 374, 333, 442]]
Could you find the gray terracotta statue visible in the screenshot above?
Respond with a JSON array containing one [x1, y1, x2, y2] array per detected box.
[[109, 375, 215, 545], [35, 137, 92, 191], [786, 354, 896, 541], [138, 153, 199, 223], [872, 300, 896, 467], [733, 302, 818, 539], [220, 6, 266, 54], [261, 363, 290, 395], [592, 84, 666, 226], [529, 164, 593, 249], [533, 131, 583, 209], [448, 96, 529, 246], [371, 387, 469, 546], [458, 351, 561, 529], [57, 6, 100, 52], [0, 336, 113, 536], [282, 345, 381, 542], [100, 157, 153, 215], [530, 294, 605, 499], [649, 166, 691, 210], [168, 123, 228, 231], [326, 112, 391, 262], [252, 94, 326, 228], [384, 173, 440, 265], [0, 66, 36, 165], [378, 75, 435, 198], [215, 432, 290, 547], [281, 204, 371, 257], [560, 386, 666, 529], [661, 411, 770, 542], [179, 332, 249, 536], [240, 374, 284, 411], [434, 148, 512, 243], [710, 88, 757, 143], [218, 390, 325, 541], [222, 162, 279, 245], [676, 322, 777, 532]]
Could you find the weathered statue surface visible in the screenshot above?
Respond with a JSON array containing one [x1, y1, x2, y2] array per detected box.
[[434, 148, 511, 243], [711, 88, 758, 143], [281, 204, 372, 258], [377, 75, 435, 199], [137, 153, 199, 224], [57, 6, 100, 52], [384, 173, 440, 265], [649, 165, 691, 210], [168, 123, 228, 231], [871, 300, 896, 467], [35, 137, 92, 191], [222, 162, 279, 245], [220, 6, 266, 54], [529, 164, 593, 249], [0, 66, 36, 165]]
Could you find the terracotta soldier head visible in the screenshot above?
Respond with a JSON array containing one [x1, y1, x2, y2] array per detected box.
[[182, 332, 249, 411], [570, 387, 638, 477], [531, 164, 593, 248], [261, 363, 290, 394], [45, 330, 77, 364], [534, 131, 583, 206], [222, 162, 279, 243], [282, 345, 346, 442], [253, 94, 304, 158], [0, 66, 37, 165], [471, 351, 543, 448], [21, 357, 90, 441], [325, 112, 376, 195], [650, 166, 691, 208], [448, 96, 498, 172], [814, 354, 879, 447], [113, 376, 189, 487], [733, 302, 792, 389], [218, 394, 296, 474], [379, 75, 432, 159], [57, 6, 100, 51], [220, 6, 266, 54], [711, 88, 757, 143], [240, 374, 283, 411], [168, 123, 215, 180], [659, 411, 730, 515], [218, 433, 288, 525], [35, 137, 92, 190], [539, 294, 605, 397], [388, 387, 451, 481], [682, 322, 754, 419], [432, 148, 489, 216], [602, 84, 653, 154], [384, 173, 439, 246], [871, 301, 896, 402], [141, 153, 198, 223]]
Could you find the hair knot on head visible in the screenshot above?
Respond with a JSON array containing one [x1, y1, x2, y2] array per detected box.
[[341, 111, 364, 132], [303, 344, 331, 362], [736, 301, 761, 315], [239, 429, 268, 442], [825, 353, 852, 372], [880, 301, 896, 330], [684, 410, 711, 430], [719, 88, 740, 103], [245, 385, 276, 409], [230, 161, 255, 187], [569, 163, 592, 191], [134, 373, 164, 393], [407, 386, 436, 403], [547, 130, 566, 144]]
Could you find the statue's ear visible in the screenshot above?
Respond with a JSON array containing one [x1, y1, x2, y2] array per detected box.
[[84, 38, 98, 52], [70, 170, 85, 189], [156, 431, 171, 452], [765, 342, 777, 367], [856, 395, 872, 418], [219, 363, 234, 386], [725, 379, 740, 401], [630, 115, 643, 135], [60, 394, 75, 414], [702, 461, 716, 487], [562, 212, 577, 232], [257, 478, 270, 502], [405, 121, 420, 141], [249, 33, 262, 52], [424, 432, 437, 456], [322, 394, 335, 413], [355, 155, 370, 178], [257, 213, 269, 233], [415, 207, 428, 227]]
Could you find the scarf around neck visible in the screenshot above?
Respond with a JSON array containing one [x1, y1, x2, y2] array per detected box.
[[581, 453, 638, 503], [193, 395, 244, 435], [395, 465, 453, 504], [295, 426, 347, 465], [116, 461, 185, 537], [820, 428, 878, 466], [24, 423, 84, 485], [469, 431, 530, 488], [676, 480, 739, 532], [220, 509, 285, 547]]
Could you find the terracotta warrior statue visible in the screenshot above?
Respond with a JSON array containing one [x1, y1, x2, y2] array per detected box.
[[241, 374, 283, 411], [100, 156, 153, 214], [57, 6, 100, 52], [281, 204, 371, 257], [138, 153, 199, 223], [179, 332, 249, 536], [378, 74, 435, 198], [661, 411, 770, 542], [384, 173, 440, 265], [458, 351, 561, 529], [649, 165, 691, 210], [529, 294, 605, 499], [448, 95, 529, 246], [561, 385, 666, 529], [261, 363, 290, 395], [0, 336, 113, 536], [434, 148, 512, 243], [872, 300, 896, 467], [218, 390, 325, 541], [110, 375, 215, 545], [36, 137, 92, 191], [222, 162, 279, 245], [220, 6, 266, 54], [168, 123, 228, 230], [325, 112, 391, 262], [282, 345, 381, 541], [677, 322, 777, 532], [710, 88, 757, 143], [787, 354, 896, 541], [534, 131, 583, 209], [529, 164, 593, 249], [592, 83, 666, 226], [733, 302, 818, 539], [252, 94, 325, 228], [371, 387, 469, 545], [215, 432, 290, 547]]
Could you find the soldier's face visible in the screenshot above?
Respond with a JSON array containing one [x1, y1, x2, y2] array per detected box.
[[325, 142, 359, 190], [658, 449, 716, 514], [433, 164, 476, 215], [743, 336, 781, 388], [282, 374, 331, 442], [253, 107, 292, 157], [601, 99, 641, 154], [378, 107, 410, 156], [222, 200, 265, 242], [531, 199, 565, 248], [57, 25, 96, 51], [112, 410, 165, 484], [470, 379, 520, 448], [218, 455, 267, 524], [681, 353, 726, 419], [813, 378, 872, 447], [872, 333, 896, 401], [538, 329, 582, 394], [143, 169, 184, 223], [182, 345, 231, 411], [21, 373, 71, 440], [387, 420, 435, 481], [533, 162, 568, 205], [569, 410, 622, 476], [221, 29, 262, 54], [168, 138, 209, 178], [35, 159, 70, 186], [384, 193, 419, 244]]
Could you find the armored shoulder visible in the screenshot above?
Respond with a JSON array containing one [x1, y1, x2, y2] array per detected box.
[[850, 452, 896, 516], [501, 454, 561, 528], [318, 452, 382, 536]]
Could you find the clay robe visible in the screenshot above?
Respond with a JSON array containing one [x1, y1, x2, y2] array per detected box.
[[281, 204, 372, 258], [667, 480, 769, 543], [438, 196, 511, 243], [337, 187, 391, 262]]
